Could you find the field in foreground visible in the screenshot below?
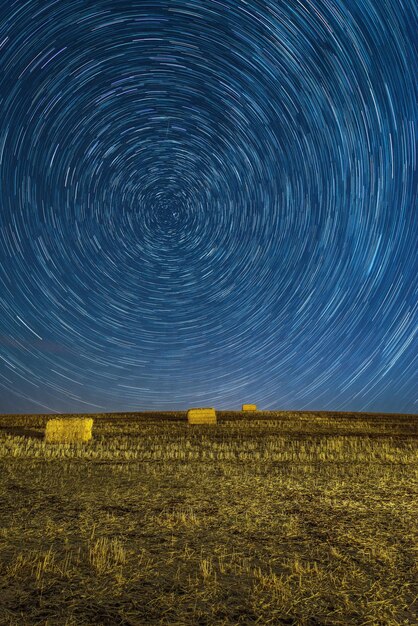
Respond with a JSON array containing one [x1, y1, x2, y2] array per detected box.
[[0, 410, 417, 625]]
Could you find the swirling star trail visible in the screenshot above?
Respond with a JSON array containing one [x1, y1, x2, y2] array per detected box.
[[0, 0, 416, 414]]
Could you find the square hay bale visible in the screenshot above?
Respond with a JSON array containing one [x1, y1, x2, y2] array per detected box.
[[45, 417, 93, 443], [187, 408, 217, 425], [242, 404, 257, 411]]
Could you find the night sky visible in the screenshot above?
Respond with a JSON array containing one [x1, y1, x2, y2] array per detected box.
[[0, 0, 416, 415]]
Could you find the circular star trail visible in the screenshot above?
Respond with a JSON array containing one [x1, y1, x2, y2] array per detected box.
[[0, 0, 416, 414]]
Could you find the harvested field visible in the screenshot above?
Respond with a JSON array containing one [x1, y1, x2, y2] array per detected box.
[[0, 410, 417, 625]]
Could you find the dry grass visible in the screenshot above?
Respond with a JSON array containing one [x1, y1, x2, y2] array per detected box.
[[0, 410, 417, 625], [45, 417, 93, 443]]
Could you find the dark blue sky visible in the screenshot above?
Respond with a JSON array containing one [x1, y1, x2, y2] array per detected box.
[[0, 0, 416, 414]]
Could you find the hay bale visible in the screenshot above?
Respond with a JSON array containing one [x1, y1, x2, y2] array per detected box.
[[187, 408, 217, 424], [45, 417, 93, 443], [242, 404, 257, 411]]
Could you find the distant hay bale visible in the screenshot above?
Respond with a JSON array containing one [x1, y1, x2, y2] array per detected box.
[[45, 417, 93, 443], [187, 408, 217, 425], [242, 404, 257, 411]]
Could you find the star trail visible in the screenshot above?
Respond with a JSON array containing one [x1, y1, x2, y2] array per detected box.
[[0, 0, 416, 414]]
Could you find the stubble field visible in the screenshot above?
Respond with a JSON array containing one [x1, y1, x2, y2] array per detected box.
[[0, 410, 417, 625]]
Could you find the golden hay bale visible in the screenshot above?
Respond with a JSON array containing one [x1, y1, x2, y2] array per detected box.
[[242, 404, 257, 411], [45, 417, 93, 443], [187, 408, 217, 425]]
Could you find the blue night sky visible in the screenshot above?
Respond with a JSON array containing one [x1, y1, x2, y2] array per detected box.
[[0, 0, 416, 415]]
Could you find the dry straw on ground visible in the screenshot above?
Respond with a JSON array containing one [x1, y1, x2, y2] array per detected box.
[[0, 411, 417, 624], [242, 404, 257, 411], [187, 408, 217, 424], [45, 417, 93, 443]]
